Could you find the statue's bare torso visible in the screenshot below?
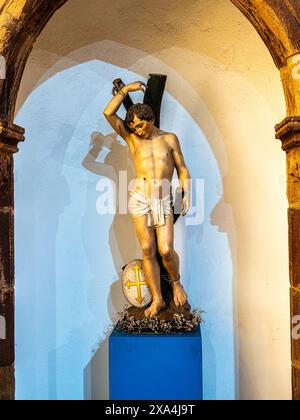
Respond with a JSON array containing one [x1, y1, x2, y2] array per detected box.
[[127, 130, 175, 198]]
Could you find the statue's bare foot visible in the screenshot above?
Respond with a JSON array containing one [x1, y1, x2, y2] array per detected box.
[[172, 281, 188, 307], [144, 299, 166, 318]]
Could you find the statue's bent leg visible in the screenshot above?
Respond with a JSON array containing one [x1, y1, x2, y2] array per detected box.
[[131, 214, 166, 316], [156, 216, 188, 307], [156, 215, 179, 280]]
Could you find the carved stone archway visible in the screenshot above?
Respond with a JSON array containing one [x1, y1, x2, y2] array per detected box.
[[0, 0, 299, 400]]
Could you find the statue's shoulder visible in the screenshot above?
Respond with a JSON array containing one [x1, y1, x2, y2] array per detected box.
[[163, 132, 180, 148], [159, 130, 176, 139]]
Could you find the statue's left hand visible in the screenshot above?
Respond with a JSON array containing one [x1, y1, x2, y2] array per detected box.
[[182, 195, 190, 216]]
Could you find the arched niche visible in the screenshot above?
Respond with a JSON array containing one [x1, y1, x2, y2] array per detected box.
[[0, 0, 299, 400]]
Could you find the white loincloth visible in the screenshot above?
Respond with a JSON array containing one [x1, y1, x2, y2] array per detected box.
[[128, 188, 174, 228]]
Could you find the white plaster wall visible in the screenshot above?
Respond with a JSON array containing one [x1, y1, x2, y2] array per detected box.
[[15, 0, 290, 400]]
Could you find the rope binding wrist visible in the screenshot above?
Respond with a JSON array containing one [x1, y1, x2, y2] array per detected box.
[[117, 89, 127, 99]]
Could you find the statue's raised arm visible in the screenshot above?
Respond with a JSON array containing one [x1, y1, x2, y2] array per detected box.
[[103, 81, 147, 142]]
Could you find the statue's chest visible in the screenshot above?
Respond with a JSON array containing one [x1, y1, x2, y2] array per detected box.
[[133, 142, 172, 162]]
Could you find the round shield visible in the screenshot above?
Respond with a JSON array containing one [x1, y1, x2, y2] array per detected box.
[[122, 259, 153, 308]]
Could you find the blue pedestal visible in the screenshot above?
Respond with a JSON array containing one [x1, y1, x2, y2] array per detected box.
[[109, 326, 203, 400]]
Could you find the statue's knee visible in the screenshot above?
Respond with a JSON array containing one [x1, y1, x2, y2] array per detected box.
[[142, 244, 156, 259], [159, 246, 174, 261]]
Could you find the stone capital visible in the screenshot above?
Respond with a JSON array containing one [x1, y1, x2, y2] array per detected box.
[[0, 123, 25, 154], [276, 116, 300, 152]]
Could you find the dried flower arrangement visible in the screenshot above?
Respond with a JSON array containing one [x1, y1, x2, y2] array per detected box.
[[115, 308, 204, 335]]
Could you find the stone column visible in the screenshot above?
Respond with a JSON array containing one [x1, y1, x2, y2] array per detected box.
[[0, 123, 24, 400], [277, 52, 300, 400], [276, 116, 300, 400]]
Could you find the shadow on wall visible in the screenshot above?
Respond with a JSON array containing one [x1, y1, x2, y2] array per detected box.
[[14, 56, 235, 400], [81, 130, 135, 400], [84, 337, 109, 400], [82, 130, 138, 285]]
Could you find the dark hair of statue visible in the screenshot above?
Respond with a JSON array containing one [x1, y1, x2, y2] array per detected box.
[[124, 103, 155, 131]]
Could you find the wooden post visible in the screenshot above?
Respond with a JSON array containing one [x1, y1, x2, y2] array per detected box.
[[0, 124, 24, 400], [276, 116, 300, 400]]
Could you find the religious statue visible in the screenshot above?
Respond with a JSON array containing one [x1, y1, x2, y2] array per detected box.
[[103, 75, 201, 332]]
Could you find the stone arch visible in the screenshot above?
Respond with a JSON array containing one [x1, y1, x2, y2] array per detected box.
[[0, 0, 67, 125], [0, 0, 299, 400], [232, 0, 300, 69]]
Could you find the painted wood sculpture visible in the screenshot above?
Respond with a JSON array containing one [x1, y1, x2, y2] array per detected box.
[[107, 74, 197, 331]]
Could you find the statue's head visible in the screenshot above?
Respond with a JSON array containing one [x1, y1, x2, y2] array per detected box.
[[125, 103, 155, 139]]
